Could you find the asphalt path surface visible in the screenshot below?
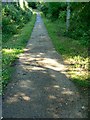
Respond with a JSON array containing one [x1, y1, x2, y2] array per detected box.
[[2, 13, 88, 118]]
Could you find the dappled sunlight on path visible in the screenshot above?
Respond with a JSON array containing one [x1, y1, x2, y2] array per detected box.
[[2, 13, 88, 118]]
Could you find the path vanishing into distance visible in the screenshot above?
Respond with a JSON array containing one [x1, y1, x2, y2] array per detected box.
[[2, 13, 88, 118]]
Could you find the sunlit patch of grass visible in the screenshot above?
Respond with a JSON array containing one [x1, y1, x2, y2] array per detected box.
[[2, 48, 23, 67], [68, 70, 89, 87], [2, 14, 36, 92], [42, 15, 89, 88]]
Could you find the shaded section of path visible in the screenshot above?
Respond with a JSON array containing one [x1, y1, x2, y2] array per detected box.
[[0, 96, 2, 118], [2, 13, 88, 118]]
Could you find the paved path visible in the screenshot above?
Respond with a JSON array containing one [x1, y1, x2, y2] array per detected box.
[[2, 13, 88, 118]]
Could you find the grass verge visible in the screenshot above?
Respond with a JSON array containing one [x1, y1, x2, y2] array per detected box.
[[42, 15, 89, 88], [2, 14, 36, 94]]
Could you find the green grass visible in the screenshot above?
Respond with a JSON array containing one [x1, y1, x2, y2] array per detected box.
[[2, 14, 36, 93], [42, 15, 89, 88]]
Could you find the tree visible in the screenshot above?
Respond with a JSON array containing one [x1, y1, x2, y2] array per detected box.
[[66, 2, 70, 32]]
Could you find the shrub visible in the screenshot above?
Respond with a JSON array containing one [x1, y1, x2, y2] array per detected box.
[[2, 3, 32, 40]]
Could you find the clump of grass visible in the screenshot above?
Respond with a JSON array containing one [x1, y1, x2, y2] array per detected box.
[[2, 14, 36, 93], [42, 16, 89, 88]]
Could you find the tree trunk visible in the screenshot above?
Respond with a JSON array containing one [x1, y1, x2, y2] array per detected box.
[[19, 0, 24, 10], [66, 2, 70, 32]]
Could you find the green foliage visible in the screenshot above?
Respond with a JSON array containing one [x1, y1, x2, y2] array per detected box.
[[41, 2, 89, 46], [28, 2, 37, 9], [2, 15, 17, 34], [2, 3, 36, 93], [68, 2, 90, 46], [2, 7, 36, 93], [42, 15, 89, 88], [40, 3, 49, 17], [41, 2, 89, 87], [2, 3, 32, 42], [59, 11, 66, 21], [41, 2, 67, 21]]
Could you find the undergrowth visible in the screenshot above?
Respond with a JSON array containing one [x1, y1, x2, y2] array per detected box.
[[42, 15, 89, 88], [2, 14, 36, 94]]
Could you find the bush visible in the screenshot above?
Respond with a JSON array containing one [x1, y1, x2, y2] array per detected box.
[[2, 16, 17, 35], [41, 2, 67, 21], [2, 3, 32, 39], [68, 3, 90, 46]]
